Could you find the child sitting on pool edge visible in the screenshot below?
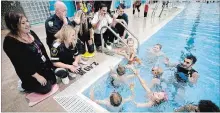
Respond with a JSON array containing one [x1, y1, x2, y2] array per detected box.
[[114, 38, 142, 65]]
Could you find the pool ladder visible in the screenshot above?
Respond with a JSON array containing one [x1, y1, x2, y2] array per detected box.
[[100, 20, 140, 55], [151, 1, 160, 19]]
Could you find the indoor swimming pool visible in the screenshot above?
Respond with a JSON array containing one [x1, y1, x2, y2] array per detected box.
[[83, 2, 220, 112]]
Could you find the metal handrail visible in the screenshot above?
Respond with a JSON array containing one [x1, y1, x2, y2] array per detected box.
[[115, 20, 140, 54], [151, 1, 160, 18], [100, 25, 130, 55], [159, 2, 165, 18]]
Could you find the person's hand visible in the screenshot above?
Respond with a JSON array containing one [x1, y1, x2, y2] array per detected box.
[[164, 57, 169, 65], [62, 13, 68, 25], [129, 83, 135, 91], [109, 66, 115, 75], [72, 62, 79, 67], [88, 39, 93, 45], [36, 75, 47, 86], [68, 65, 78, 73], [113, 13, 119, 19], [98, 14, 104, 21]]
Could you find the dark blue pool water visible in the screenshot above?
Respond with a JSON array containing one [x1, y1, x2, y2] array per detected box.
[[83, 3, 220, 112]]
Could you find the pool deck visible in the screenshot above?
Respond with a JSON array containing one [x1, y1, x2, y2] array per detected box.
[[1, 3, 184, 112]]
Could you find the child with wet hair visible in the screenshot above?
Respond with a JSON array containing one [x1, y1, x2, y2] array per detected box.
[[90, 84, 135, 112], [149, 44, 165, 56], [114, 38, 142, 65], [151, 66, 163, 78], [109, 64, 137, 87], [150, 66, 164, 88], [146, 43, 166, 65], [133, 71, 168, 108]]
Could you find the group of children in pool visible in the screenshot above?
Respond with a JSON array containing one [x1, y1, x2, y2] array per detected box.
[[90, 38, 168, 111]]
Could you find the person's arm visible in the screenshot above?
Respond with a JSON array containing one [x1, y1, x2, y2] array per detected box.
[[61, 12, 68, 26], [73, 11, 81, 25], [109, 67, 118, 79], [164, 57, 178, 67], [53, 62, 77, 73], [123, 84, 135, 103], [126, 74, 136, 80], [72, 41, 81, 66], [73, 18, 80, 25], [188, 72, 199, 84], [50, 43, 78, 72], [62, 17, 68, 26], [134, 101, 154, 108], [111, 12, 119, 27], [117, 50, 130, 59], [90, 87, 108, 106], [150, 78, 161, 88], [174, 104, 198, 112], [135, 71, 151, 93], [125, 64, 137, 74], [129, 52, 135, 61], [72, 55, 80, 66], [31, 73, 47, 86]]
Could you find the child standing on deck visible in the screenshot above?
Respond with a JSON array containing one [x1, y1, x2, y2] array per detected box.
[[144, 2, 149, 17]]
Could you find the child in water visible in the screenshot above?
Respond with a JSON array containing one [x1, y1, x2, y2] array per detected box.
[[90, 83, 135, 112], [109, 64, 137, 87], [150, 66, 164, 88], [146, 44, 166, 65]]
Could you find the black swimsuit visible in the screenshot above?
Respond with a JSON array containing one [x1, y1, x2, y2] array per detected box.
[[175, 64, 197, 82]]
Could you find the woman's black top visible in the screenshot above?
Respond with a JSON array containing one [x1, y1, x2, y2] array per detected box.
[[3, 30, 55, 89], [50, 41, 79, 65]]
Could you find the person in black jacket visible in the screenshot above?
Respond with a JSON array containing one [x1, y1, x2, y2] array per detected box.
[[3, 12, 56, 94], [45, 1, 78, 49]]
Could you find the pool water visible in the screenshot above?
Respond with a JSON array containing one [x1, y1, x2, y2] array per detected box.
[[83, 3, 220, 112]]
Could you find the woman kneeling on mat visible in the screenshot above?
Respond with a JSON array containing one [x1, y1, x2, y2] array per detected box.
[[3, 12, 56, 94]]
